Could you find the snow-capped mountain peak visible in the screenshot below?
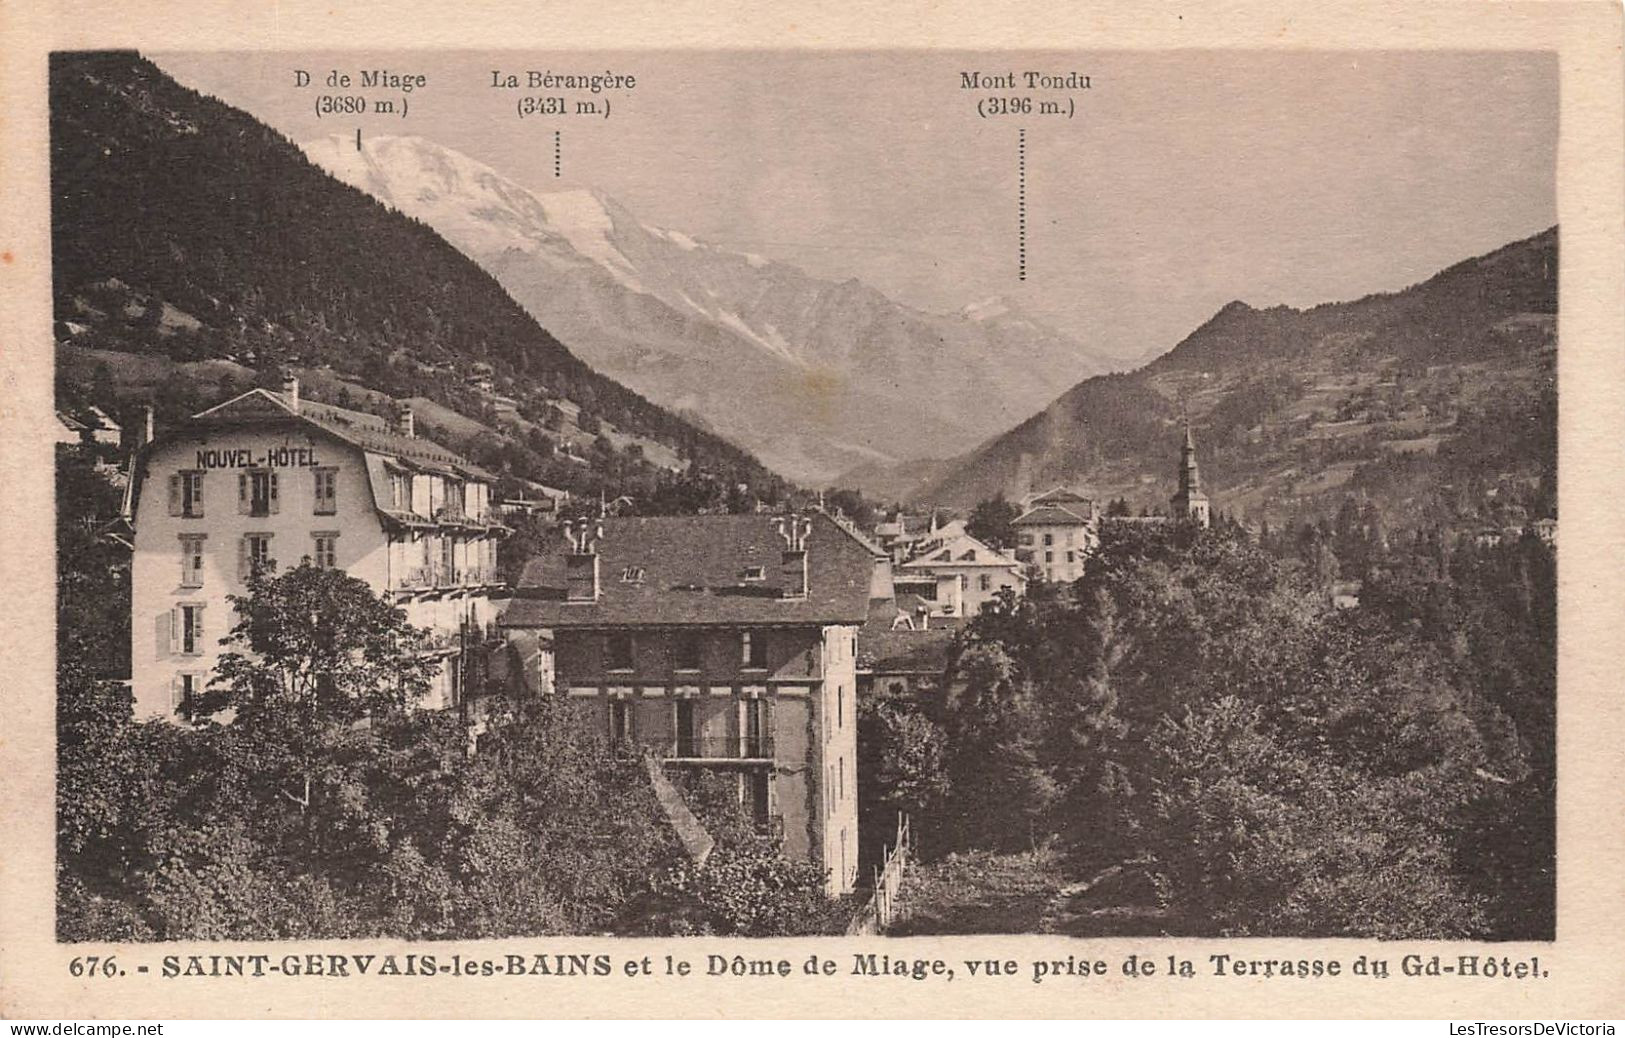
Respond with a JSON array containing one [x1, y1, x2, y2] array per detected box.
[[302, 133, 1116, 483], [961, 296, 1012, 322]]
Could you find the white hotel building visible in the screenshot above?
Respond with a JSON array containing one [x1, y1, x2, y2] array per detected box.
[[128, 377, 506, 719]]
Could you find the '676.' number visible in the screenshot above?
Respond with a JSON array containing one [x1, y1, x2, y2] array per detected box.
[[69, 955, 121, 977]]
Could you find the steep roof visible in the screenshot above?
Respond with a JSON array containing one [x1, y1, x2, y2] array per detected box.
[[191, 388, 493, 479], [1013, 504, 1092, 526], [501, 512, 880, 628], [901, 531, 1023, 570], [1027, 486, 1092, 507], [857, 626, 956, 674]]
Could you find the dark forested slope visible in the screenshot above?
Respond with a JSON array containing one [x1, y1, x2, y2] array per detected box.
[[51, 50, 778, 495]]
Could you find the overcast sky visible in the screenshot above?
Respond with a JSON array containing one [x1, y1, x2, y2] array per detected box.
[[152, 49, 1557, 363]]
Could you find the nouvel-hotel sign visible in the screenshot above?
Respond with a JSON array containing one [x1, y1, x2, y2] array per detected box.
[[195, 446, 323, 469]]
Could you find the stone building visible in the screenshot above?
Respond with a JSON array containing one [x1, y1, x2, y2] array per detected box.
[[499, 511, 888, 896], [127, 376, 507, 719]]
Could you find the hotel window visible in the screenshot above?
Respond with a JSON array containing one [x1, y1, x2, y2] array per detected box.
[[312, 532, 339, 570], [978, 573, 992, 591], [608, 698, 634, 743], [168, 470, 205, 518], [674, 699, 697, 757], [313, 468, 338, 515], [742, 697, 767, 758], [749, 772, 770, 823], [171, 672, 201, 713], [240, 533, 274, 581], [1043, 532, 1054, 546], [239, 469, 278, 517], [741, 629, 767, 669], [179, 534, 206, 587], [1044, 550, 1054, 563], [173, 603, 204, 656], [390, 471, 413, 512], [440, 537, 457, 583], [1066, 550, 1075, 564], [673, 631, 703, 671], [605, 632, 634, 671]]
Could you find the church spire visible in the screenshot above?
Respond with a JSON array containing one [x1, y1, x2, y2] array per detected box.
[[1171, 422, 1211, 528]]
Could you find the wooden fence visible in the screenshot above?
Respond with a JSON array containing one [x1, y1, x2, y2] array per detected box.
[[846, 813, 912, 936]]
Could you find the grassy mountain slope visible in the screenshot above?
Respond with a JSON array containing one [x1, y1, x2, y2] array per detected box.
[[918, 228, 1557, 532]]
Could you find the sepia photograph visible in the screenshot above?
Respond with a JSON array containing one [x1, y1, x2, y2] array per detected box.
[[43, 44, 1566, 950]]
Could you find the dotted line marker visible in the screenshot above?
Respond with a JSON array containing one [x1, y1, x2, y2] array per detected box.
[[554, 130, 562, 178], [1018, 127, 1027, 282]]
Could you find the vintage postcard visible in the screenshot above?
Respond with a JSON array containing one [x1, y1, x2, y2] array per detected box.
[[2, 0, 1622, 1022]]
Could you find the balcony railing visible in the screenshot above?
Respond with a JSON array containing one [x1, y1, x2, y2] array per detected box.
[[662, 736, 774, 761], [433, 505, 495, 526], [396, 564, 501, 591]]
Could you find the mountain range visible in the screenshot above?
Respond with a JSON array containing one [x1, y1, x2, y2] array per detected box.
[[301, 135, 1119, 484], [902, 227, 1557, 532]]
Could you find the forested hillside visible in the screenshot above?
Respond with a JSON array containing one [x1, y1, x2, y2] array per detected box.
[[50, 50, 782, 504], [918, 229, 1557, 534]]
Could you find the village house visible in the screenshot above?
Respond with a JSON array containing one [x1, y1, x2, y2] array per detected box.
[[127, 376, 508, 720], [56, 404, 124, 448], [499, 511, 889, 896], [856, 625, 957, 703], [872, 512, 964, 564], [1012, 488, 1098, 583], [896, 529, 1026, 617]]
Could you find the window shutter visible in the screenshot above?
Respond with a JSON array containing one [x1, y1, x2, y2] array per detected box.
[[763, 697, 774, 759], [268, 472, 280, 514], [179, 548, 189, 586], [238, 537, 249, 582], [194, 606, 204, 653], [168, 607, 179, 654], [193, 474, 204, 518], [170, 674, 183, 712], [168, 475, 182, 516], [238, 474, 249, 514]]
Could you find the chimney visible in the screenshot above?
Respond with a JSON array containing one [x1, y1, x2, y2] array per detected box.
[[141, 405, 154, 447], [775, 515, 812, 600], [281, 371, 300, 414], [398, 402, 415, 438], [563, 518, 603, 602]]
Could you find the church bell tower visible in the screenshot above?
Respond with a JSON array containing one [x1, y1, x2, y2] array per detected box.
[[1171, 424, 1211, 528]]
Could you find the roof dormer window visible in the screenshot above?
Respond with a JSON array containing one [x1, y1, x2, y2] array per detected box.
[[742, 565, 766, 581]]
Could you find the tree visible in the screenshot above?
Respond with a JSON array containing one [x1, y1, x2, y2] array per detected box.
[[967, 494, 1020, 551], [1139, 696, 1487, 938], [196, 562, 438, 821], [633, 770, 843, 936], [858, 697, 951, 857], [941, 643, 1058, 851]]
